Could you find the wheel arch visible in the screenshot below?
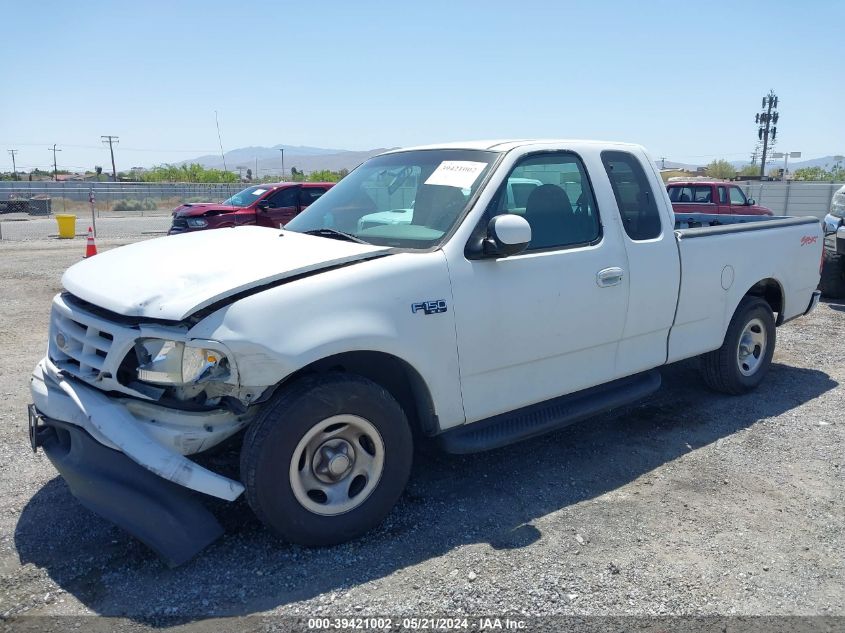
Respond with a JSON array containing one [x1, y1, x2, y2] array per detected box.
[[742, 277, 785, 324], [276, 351, 440, 437]]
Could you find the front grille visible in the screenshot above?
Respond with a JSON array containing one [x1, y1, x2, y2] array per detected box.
[[49, 309, 115, 380], [170, 217, 188, 230], [47, 294, 160, 400]]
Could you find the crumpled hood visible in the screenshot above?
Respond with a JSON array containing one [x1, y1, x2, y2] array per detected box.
[[173, 203, 240, 217], [62, 226, 390, 321]]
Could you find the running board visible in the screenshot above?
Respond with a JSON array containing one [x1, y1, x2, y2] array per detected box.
[[438, 370, 662, 454]]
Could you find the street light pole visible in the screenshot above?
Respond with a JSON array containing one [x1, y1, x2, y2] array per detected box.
[[278, 148, 285, 181], [771, 151, 801, 182]]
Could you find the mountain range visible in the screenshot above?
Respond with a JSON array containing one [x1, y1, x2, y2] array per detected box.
[[180, 144, 842, 176], [180, 144, 392, 176], [661, 155, 843, 172]]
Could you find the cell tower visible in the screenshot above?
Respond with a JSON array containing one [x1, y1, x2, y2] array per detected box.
[[755, 91, 779, 178]]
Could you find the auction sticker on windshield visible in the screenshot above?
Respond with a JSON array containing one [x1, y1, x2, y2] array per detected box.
[[425, 161, 488, 189], [251, 189, 267, 196]]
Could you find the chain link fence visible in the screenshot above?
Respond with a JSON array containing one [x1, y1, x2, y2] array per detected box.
[[0, 181, 240, 215], [0, 182, 242, 241]]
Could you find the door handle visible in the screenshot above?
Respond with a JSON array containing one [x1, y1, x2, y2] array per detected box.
[[596, 267, 624, 287]]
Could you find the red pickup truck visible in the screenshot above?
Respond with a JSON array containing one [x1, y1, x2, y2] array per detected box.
[[169, 182, 334, 234], [666, 180, 773, 216]]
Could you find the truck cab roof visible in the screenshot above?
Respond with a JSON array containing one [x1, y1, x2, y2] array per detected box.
[[383, 139, 647, 154]]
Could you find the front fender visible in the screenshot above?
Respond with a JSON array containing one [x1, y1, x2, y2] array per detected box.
[[189, 251, 466, 430]]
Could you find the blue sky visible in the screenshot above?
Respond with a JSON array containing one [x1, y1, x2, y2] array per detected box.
[[2, 0, 843, 172]]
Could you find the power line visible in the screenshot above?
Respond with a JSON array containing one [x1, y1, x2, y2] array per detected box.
[[101, 135, 119, 181], [0, 142, 221, 153], [7, 149, 18, 180]]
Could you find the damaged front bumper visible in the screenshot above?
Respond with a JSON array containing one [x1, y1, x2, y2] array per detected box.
[[29, 409, 224, 567], [29, 357, 250, 565]]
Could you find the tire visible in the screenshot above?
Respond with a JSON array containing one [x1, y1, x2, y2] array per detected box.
[[700, 296, 776, 395], [240, 373, 413, 546], [819, 248, 845, 299]]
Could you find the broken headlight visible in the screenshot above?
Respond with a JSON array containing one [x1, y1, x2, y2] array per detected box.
[[135, 339, 230, 386]]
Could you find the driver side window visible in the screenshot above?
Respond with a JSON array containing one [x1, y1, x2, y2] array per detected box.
[[729, 187, 747, 206], [267, 187, 298, 209], [487, 152, 601, 251]]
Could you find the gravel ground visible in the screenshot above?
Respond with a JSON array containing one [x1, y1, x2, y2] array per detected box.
[[0, 237, 842, 630]]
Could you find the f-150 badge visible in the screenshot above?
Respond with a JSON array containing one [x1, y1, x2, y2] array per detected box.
[[411, 300, 448, 315]]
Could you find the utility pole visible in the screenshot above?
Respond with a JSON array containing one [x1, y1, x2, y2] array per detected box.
[[278, 148, 285, 181], [101, 135, 119, 181], [7, 149, 18, 180], [255, 156, 258, 181], [49, 144, 62, 181], [755, 91, 779, 178]]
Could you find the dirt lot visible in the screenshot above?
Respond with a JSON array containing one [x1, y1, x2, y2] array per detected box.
[[0, 237, 842, 628]]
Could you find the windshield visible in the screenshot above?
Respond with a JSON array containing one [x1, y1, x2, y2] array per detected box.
[[285, 149, 500, 248], [222, 185, 271, 207], [831, 186, 845, 218]]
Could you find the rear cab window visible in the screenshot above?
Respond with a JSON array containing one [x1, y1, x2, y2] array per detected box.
[[667, 185, 712, 203], [601, 151, 662, 241]]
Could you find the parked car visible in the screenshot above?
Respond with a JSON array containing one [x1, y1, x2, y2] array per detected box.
[[29, 140, 822, 565], [667, 180, 773, 216], [168, 182, 334, 234], [819, 184, 845, 298]]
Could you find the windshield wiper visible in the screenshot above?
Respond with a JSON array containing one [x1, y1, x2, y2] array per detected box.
[[302, 228, 368, 244]]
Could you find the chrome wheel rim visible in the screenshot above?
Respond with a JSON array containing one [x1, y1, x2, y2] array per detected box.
[[289, 414, 385, 516], [736, 317, 767, 376]]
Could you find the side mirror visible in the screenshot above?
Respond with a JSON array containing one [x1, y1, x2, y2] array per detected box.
[[747, 198, 756, 205], [482, 214, 532, 258], [256, 199, 270, 211]]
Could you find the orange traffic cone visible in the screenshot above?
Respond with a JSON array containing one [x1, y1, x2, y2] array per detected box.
[[84, 227, 98, 258]]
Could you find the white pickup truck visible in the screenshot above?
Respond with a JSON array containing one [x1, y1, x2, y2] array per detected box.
[[28, 140, 823, 565]]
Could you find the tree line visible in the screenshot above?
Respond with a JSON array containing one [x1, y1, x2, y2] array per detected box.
[[122, 164, 351, 183], [704, 159, 845, 181]]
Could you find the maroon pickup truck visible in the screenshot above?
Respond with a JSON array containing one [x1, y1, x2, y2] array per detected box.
[[666, 180, 773, 216], [169, 182, 334, 234]]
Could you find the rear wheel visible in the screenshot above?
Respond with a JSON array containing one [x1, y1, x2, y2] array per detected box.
[[819, 248, 845, 299], [240, 373, 413, 546], [700, 297, 775, 395]]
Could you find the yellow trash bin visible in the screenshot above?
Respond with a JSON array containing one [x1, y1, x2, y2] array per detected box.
[[55, 214, 77, 239]]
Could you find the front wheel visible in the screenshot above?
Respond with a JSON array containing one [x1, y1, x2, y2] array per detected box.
[[240, 373, 413, 546], [700, 297, 776, 395]]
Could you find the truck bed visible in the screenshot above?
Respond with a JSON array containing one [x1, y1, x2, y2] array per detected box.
[[673, 212, 786, 229], [668, 214, 821, 363]]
